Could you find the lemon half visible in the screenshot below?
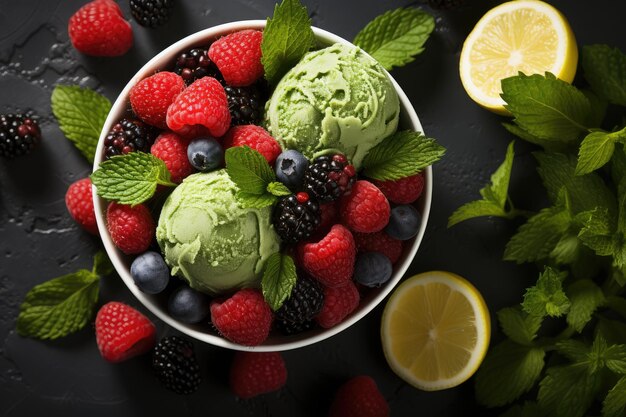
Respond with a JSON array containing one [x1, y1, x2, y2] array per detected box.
[[381, 271, 491, 391], [459, 0, 578, 114]]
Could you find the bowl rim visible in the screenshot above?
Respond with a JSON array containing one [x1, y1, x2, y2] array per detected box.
[[93, 19, 433, 352]]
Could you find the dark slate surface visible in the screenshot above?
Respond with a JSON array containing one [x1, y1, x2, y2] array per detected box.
[[1, 0, 624, 416]]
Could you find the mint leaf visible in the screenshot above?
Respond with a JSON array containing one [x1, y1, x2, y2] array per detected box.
[[522, 267, 570, 318], [261, 252, 297, 311], [566, 279, 606, 332], [551, 233, 582, 264], [448, 200, 507, 227], [603, 376, 626, 417], [51, 85, 111, 163], [578, 208, 616, 256], [582, 45, 626, 107], [537, 364, 602, 417], [353, 7, 434, 70], [576, 127, 626, 175], [92, 251, 113, 277], [503, 122, 570, 152], [604, 344, 626, 374], [497, 307, 543, 346], [362, 131, 445, 181], [501, 73, 592, 143], [261, 0, 314, 85], [555, 339, 590, 363], [611, 144, 626, 187], [237, 192, 276, 209], [582, 88, 608, 128], [475, 340, 545, 407], [91, 152, 175, 206], [267, 181, 291, 197], [225, 146, 276, 195]]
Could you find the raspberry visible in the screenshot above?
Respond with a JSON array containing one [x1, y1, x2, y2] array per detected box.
[[166, 77, 231, 138], [210, 288, 273, 346], [372, 173, 425, 205], [222, 125, 281, 165], [316, 281, 360, 329], [0, 113, 41, 159], [106, 202, 155, 255], [298, 224, 356, 287], [208, 30, 264, 87], [152, 336, 201, 394], [317, 202, 338, 235], [353, 231, 403, 264], [65, 178, 98, 235], [340, 180, 390, 233], [329, 376, 390, 417], [129, 71, 185, 129], [68, 0, 133, 57], [230, 352, 287, 399], [95, 302, 156, 363], [151, 132, 193, 183]]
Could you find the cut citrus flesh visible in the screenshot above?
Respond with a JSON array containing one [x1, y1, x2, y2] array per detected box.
[[459, 0, 578, 114], [381, 271, 490, 391]]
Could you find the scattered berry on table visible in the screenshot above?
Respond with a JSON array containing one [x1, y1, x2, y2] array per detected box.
[[385, 204, 422, 241], [208, 29, 264, 87], [427, 0, 467, 10], [186, 137, 223, 172], [210, 288, 273, 346], [168, 285, 211, 324], [224, 83, 266, 126], [340, 180, 390, 233], [173, 47, 222, 85], [353, 231, 403, 264], [151, 132, 193, 183], [222, 125, 281, 165], [230, 352, 287, 399], [152, 336, 201, 395], [65, 178, 98, 235], [303, 154, 356, 202], [95, 301, 156, 363], [129, 0, 174, 28], [298, 224, 356, 287], [68, 0, 133, 57], [274, 149, 309, 190], [353, 252, 393, 288], [130, 251, 170, 294], [106, 202, 155, 255], [275, 275, 324, 334], [329, 375, 390, 417], [0, 113, 41, 159], [104, 118, 156, 159], [273, 193, 321, 244], [372, 173, 425, 205], [129, 71, 185, 129], [316, 281, 360, 329], [166, 77, 231, 138]]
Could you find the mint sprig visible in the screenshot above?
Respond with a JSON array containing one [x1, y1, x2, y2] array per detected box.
[[582, 45, 626, 107], [261, 252, 297, 311], [51, 85, 111, 163], [576, 127, 626, 175], [91, 152, 175, 206], [353, 7, 435, 71]]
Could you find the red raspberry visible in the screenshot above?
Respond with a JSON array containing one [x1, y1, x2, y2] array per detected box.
[[230, 352, 287, 398], [68, 0, 133, 57], [151, 132, 193, 183], [222, 125, 281, 165], [298, 224, 356, 287], [208, 30, 263, 87], [95, 302, 156, 363], [353, 231, 403, 264], [318, 202, 338, 234], [340, 180, 390, 233], [210, 288, 273, 346], [316, 281, 360, 329], [166, 77, 231, 139], [329, 376, 390, 417], [129, 72, 185, 129], [372, 173, 425, 205], [106, 202, 154, 255], [65, 178, 98, 235]]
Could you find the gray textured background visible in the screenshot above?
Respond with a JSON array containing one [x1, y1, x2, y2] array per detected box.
[[1, 0, 624, 416]]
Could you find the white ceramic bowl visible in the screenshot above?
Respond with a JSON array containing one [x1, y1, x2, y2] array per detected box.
[[93, 20, 432, 351]]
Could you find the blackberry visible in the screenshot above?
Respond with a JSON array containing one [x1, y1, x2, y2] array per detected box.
[[302, 154, 356, 202], [129, 0, 174, 27], [173, 47, 222, 85], [275, 319, 317, 335], [152, 336, 201, 394], [0, 113, 41, 159], [224, 82, 266, 126], [275, 275, 324, 335], [427, 0, 466, 10], [273, 192, 321, 244], [103, 118, 156, 159]]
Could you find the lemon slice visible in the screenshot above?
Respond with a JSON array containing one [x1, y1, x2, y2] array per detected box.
[[459, 0, 578, 114], [381, 271, 490, 391]]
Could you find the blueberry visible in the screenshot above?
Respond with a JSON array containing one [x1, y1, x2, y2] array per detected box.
[[168, 285, 211, 324], [275, 150, 309, 189], [187, 137, 223, 172], [354, 252, 393, 287], [130, 251, 171, 294], [385, 205, 422, 241]]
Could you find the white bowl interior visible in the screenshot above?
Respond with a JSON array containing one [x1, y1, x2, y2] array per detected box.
[[93, 20, 433, 351]]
